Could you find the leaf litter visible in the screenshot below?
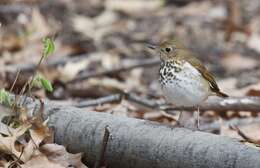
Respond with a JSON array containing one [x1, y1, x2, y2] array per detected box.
[[1, 0, 260, 166], [0, 100, 87, 168]]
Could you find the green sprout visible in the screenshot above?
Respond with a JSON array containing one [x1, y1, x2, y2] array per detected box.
[[42, 37, 55, 58], [33, 73, 53, 92]]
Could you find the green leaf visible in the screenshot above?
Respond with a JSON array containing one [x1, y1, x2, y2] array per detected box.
[[42, 37, 55, 57], [40, 78, 53, 92], [32, 73, 43, 88], [31, 73, 54, 92], [0, 89, 11, 106]]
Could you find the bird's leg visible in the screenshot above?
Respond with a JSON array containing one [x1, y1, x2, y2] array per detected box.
[[196, 106, 200, 130]]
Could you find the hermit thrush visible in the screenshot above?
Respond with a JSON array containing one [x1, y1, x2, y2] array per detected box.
[[148, 38, 228, 129]]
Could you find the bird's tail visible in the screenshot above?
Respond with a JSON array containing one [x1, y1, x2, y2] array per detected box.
[[216, 91, 229, 98]]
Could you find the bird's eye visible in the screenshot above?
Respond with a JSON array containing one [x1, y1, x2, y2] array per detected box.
[[165, 47, 172, 53]]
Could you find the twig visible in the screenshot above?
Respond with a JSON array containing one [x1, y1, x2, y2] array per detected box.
[[230, 125, 260, 145], [74, 92, 159, 109], [67, 58, 160, 84], [9, 69, 20, 92], [163, 96, 260, 112], [94, 126, 110, 168], [8, 146, 24, 168], [76, 94, 122, 108], [21, 52, 46, 106], [75, 93, 260, 113], [5, 54, 88, 73], [200, 116, 260, 131], [124, 93, 159, 108]]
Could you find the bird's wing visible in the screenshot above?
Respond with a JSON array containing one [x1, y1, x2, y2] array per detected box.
[[182, 52, 228, 97]]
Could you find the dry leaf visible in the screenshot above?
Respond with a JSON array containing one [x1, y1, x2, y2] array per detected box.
[[221, 53, 258, 72], [0, 105, 51, 162], [105, 0, 162, 14], [72, 15, 95, 38], [0, 124, 31, 161], [0, 32, 24, 52], [72, 11, 117, 42], [95, 10, 118, 28], [125, 68, 146, 92], [28, 8, 51, 41], [176, 1, 211, 17], [222, 123, 260, 145], [208, 5, 227, 20], [214, 78, 238, 96], [58, 60, 90, 82], [88, 78, 126, 91], [21, 154, 65, 168], [0, 105, 12, 123], [101, 53, 120, 70], [247, 33, 260, 53], [217, 78, 260, 97], [109, 100, 132, 117], [143, 111, 163, 120], [40, 143, 88, 168], [0, 122, 14, 136], [246, 82, 260, 96]]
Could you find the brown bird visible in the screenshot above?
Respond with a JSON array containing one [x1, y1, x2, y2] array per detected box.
[[149, 38, 228, 129]]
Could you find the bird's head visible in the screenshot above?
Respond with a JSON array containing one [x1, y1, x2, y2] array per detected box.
[[148, 38, 186, 62]]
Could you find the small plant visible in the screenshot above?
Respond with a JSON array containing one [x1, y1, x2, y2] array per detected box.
[[33, 73, 53, 92], [42, 37, 55, 58], [28, 37, 55, 93], [0, 37, 56, 166], [0, 37, 55, 114], [17, 37, 55, 106]]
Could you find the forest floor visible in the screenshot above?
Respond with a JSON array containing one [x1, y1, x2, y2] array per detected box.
[[1, 0, 260, 167]]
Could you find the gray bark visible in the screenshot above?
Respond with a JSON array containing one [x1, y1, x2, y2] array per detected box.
[[12, 98, 260, 168]]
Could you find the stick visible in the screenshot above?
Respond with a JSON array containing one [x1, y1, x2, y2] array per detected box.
[[230, 125, 260, 145], [161, 96, 260, 112], [9, 69, 20, 92], [75, 93, 260, 113], [75, 94, 122, 108], [94, 126, 110, 168], [74, 93, 158, 108], [200, 116, 260, 131]]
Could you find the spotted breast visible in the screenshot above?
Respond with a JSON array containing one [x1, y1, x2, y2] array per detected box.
[[159, 60, 211, 107]]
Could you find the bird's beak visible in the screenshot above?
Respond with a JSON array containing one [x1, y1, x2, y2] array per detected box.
[[147, 44, 158, 50]]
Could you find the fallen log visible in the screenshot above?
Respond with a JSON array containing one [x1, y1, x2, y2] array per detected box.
[[6, 97, 260, 168]]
